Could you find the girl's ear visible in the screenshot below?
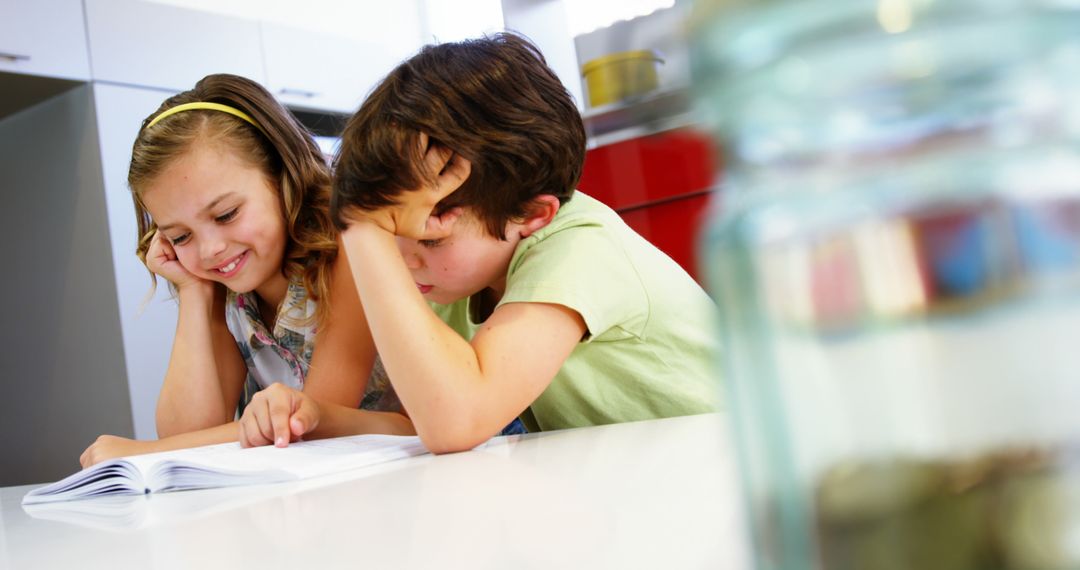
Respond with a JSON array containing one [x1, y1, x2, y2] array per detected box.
[[519, 195, 560, 238]]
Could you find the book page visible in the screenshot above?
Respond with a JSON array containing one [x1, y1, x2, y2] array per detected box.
[[21, 461, 143, 504], [149, 434, 427, 479], [23, 434, 428, 504]]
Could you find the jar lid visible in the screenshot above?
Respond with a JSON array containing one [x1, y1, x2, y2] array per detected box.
[[581, 50, 664, 76]]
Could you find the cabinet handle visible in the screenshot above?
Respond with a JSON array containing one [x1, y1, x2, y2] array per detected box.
[[0, 52, 31, 62], [278, 87, 319, 98]]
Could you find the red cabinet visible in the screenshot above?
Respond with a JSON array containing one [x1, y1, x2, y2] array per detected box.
[[578, 127, 719, 281]]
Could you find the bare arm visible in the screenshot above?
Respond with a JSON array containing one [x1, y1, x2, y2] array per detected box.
[[155, 284, 247, 437], [329, 141, 585, 453], [303, 246, 414, 437], [81, 422, 239, 468], [341, 224, 585, 453], [141, 229, 246, 437], [237, 246, 415, 448], [239, 384, 416, 449], [301, 246, 378, 407]]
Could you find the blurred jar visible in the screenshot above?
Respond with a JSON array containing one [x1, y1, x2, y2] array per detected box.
[[691, 1, 1080, 569], [581, 50, 665, 107]]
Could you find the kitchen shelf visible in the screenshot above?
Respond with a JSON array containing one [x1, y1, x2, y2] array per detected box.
[[581, 85, 700, 149]]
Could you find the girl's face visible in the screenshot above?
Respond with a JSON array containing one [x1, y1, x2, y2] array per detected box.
[[142, 143, 287, 300], [396, 210, 521, 306]]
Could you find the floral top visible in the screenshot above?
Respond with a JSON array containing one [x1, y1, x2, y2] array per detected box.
[[224, 278, 401, 415]]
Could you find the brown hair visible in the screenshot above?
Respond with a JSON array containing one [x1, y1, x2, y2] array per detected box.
[[332, 32, 586, 239], [129, 73, 337, 326]]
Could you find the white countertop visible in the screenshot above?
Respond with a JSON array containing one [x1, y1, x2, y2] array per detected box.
[[0, 413, 750, 570]]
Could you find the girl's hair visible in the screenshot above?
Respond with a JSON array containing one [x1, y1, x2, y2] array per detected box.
[[332, 32, 586, 239], [128, 73, 337, 326]]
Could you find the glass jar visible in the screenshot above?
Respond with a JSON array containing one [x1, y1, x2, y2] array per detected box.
[[691, 1, 1080, 569]]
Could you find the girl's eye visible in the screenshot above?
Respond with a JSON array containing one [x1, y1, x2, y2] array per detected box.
[[418, 239, 443, 249], [215, 208, 239, 223], [170, 233, 190, 246]]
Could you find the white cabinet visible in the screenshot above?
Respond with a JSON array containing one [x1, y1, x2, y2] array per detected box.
[[257, 0, 424, 113], [0, 80, 181, 486], [93, 83, 181, 441], [260, 23, 419, 114], [0, 0, 90, 80], [0, 85, 133, 486], [84, 0, 265, 91]]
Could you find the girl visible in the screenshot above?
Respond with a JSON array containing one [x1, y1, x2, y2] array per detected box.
[[80, 74, 412, 467]]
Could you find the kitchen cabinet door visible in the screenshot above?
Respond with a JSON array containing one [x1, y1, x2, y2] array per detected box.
[[261, 22, 419, 114], [0, 85, 133, 486], [85, 0, 265, 91], [578, 128, 719, 282], [0, 0, 90, 80], [92, 83, 181, 441]]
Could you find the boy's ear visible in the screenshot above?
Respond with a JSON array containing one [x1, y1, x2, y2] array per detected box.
[[519, 195, 560, 238]]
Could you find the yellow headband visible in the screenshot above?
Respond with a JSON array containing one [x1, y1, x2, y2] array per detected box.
[[145, 102, 261, 131]]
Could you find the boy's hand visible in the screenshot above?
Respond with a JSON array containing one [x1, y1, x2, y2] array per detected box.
[[80, 435, 159, 468], [238, 383, 320, 448], [348, 133, 471, 239]]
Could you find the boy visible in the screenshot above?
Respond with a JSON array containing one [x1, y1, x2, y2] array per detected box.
[[241, 33, 718, 453]]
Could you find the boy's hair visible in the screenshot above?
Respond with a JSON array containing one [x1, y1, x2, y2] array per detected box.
[[332, 32, 586, 239], [128, 73, 337, 326]]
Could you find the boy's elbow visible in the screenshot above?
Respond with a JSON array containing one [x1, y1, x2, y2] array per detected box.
[[416, 422, 492, 455], [423, 439, 475, 455]]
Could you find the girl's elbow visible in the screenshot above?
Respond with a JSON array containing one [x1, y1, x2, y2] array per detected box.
[[155, 413, 185, 439]]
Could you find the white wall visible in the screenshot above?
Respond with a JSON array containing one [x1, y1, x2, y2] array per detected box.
[[501, 0, 585, 109], [422, 0, 504, 43]]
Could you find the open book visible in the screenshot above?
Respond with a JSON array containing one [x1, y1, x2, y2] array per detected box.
[[22, 486, 275, 531], [22, 434, 428, 505]]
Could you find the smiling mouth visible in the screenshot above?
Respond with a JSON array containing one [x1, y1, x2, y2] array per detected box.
[[416, 283, 433, 294], [214, 251, 247, 276]]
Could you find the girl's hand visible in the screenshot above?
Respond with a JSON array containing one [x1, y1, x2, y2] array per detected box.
[[238, 383, 321, 448], [347, 133, 472, 239], [80, 435, 159, 468], [145, 231, 210, 293]]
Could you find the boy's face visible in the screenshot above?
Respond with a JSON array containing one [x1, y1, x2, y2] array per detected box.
[[396, 209, 522, 305]]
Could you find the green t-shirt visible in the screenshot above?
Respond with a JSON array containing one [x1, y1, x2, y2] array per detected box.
[[431, 191, 720, 432]]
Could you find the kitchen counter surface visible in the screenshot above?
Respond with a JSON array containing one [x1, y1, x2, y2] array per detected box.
[[0, 413, 750, 569]]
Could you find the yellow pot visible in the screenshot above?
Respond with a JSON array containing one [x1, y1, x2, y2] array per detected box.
[[581, 50, 664, 108]]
